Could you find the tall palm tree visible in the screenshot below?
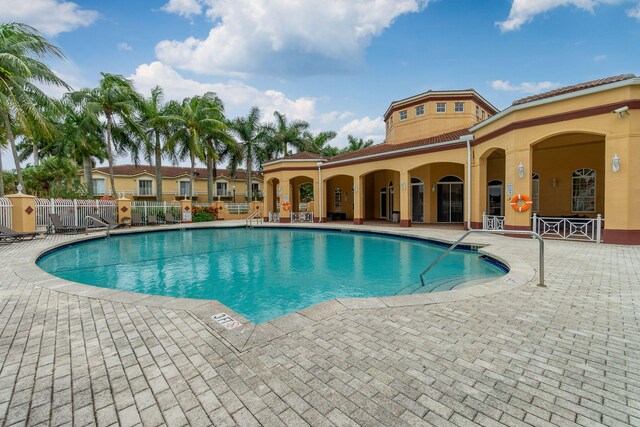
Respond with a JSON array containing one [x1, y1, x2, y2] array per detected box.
[[73, 73, 144, 197], [266, 111, 310, 159], [201, 103, 236, 203], [164, 93, 228, 201], [0, 22, 70, 189], [139, 86, 174, 202], [229, 107, 269, 202]]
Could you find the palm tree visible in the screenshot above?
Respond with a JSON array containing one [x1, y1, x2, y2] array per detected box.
[[304, 130, 338, 156], [229, 107, 269, 202], [0, 22, 70, 189], [202, 114, 236, 203], [266, 111, 310, 159], [164, 93, 228, 201], [73, 73, 144, 197], [345, 135, 374, 152]]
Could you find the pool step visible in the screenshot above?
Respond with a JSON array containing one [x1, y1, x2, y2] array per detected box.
[[394, 275, 494, 296]]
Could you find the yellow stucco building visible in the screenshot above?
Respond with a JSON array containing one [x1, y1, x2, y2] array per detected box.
[[263, 74, 640, 244], [84, 165, 263, 203]]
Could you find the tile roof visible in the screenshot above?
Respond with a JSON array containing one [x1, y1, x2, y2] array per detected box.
[[512, 74, 637, 106], [276, 152, 326, 161], [92, 165, 262, 179], [326, 128, 471, 163]]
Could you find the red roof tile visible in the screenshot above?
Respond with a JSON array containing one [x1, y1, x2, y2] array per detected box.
[[275, 152, 326, 161], [327, 128, 470, 163], [92, 165, 262, 179], [512, 74, 636, 106]]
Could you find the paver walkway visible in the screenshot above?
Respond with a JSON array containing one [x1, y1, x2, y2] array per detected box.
[[0, 225, 639, 426]]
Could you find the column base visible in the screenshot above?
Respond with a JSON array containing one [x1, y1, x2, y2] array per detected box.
[[400, 219, 412, 227], [470, 221, 483, 230], [279, 217, 291, 223], [353, 218, 364, 225], [602, 229, 640, 245]]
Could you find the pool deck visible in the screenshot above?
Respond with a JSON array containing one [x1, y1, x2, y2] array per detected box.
[[0, 221, 639, 426]]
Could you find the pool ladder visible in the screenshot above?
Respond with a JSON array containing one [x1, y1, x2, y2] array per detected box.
[[246, 209, 263, 228], [419, 229, 545, 288]]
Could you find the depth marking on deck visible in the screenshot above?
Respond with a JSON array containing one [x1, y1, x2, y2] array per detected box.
[[212, 313, 242, 330]]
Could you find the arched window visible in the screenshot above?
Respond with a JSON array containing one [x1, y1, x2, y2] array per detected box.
[[572, 169, 596, 212], [334, 188, 342, 211]]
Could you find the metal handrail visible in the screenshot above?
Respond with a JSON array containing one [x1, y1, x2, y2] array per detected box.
[[85, 216, 111, 238], [419, 229, 545, 288], [245, 209, 262, 227]]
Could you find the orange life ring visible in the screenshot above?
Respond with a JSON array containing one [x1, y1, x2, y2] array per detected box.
[[510, 194, 533, 212], [281, 202, 291, 211]]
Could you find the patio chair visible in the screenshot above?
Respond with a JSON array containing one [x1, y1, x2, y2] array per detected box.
[[147, 214, 165, 225], [87, 214, 122, 230], [0, 224, 37, 242], [100, 215, 126, 229], [131, 212, 145, 226], [164, 212, 181, 224], [49, 213, 85, 234]]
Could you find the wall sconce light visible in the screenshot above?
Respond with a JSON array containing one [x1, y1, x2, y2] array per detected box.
[[517, 162, 525, 179], [612, 153, 620, 173], [401, 181, 406, 190], [353, 185, 358, 192], [551, 178, 557, 189], [431, 184, 436, 192]]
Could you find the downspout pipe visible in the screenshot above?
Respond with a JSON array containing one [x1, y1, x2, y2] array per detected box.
[[316, 162, 323, 223], [461, 134, 474, 230]]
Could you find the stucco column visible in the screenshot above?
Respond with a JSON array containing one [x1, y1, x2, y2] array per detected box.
[[319, 179, 327, 222], [213, 201, 226, 220], [6, 193, 36, 232], [399, 170, 411, 227], [353, 175, 365, 224], [470, 156, 483, 229], [116, 197, 132, 224], [603, 134, 640, 244], [279, 179, 291, 223], [504, 147, 532, 230], [264, 180, 273, 222], [249, 201, 263, 219], [180, 199, 192, 222]]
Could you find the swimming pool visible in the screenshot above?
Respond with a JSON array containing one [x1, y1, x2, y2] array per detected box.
[[37, 227, 507, 323]]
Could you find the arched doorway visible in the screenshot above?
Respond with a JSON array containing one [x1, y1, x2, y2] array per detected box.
[[411, 177, 424, 223], [437, 176, 463, 223], [388, 181, 394, 222], [379, 187, 387, 219]]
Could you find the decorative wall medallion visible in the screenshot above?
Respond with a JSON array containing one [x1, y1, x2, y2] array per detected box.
[[120, 206, 129, 213], [25, 206, 33, 215]]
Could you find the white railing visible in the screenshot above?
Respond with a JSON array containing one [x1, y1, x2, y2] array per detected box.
[[298, 202, 308, 212], [268, 211, 280, 222], [533, 213, 603, 243], [133, 188, 155, 197], [291, 212, 313, 223], [35, 198, 118, 230], [131, 201, 181, 221], [0, 197, 12, 229], [226, 203, 250, 214], [482, 212, 505, 230]]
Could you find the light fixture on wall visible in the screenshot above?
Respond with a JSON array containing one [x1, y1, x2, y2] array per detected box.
[[612, 153, 620, 173], [551, 178, 557, 189], [401, 181, 406, 190], [517, 162, 525, 179], [431, 184, 436, 192]]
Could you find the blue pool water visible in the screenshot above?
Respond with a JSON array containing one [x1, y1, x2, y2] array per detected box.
[[37, 228, 506, 323]]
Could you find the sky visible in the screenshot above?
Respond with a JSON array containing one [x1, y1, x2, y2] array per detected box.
[[1, 0, 639, 169]]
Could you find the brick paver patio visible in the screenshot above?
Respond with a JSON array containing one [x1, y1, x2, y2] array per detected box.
[[0, 223, 639, 426]]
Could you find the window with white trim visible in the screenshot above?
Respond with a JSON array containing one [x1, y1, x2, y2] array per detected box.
[[216, 182, 227, 196], [436, 103, 446, 113], [179, 181, 192, 197], [334, 188, 342, 211], [572, 168, 596, 212], [399, 110, 408, 120], [415, 105, 424, 116], [92, 178, 106, 195], [138, 179, 153, 196], [531, 173, 540, 213], [482, 110, 486, 120], [454, 102, 465, 112], [475, 106, 480, 120]]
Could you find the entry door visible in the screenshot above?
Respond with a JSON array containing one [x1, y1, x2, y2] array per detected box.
[[437, 182, 464, 222], [411, 182, 424, 223], [388, 185, 394, 221], [487, 183, 503, 216], [380, 189, 387, 219]]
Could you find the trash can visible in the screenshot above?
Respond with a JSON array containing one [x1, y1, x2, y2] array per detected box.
[[392, 212, 400, 223]]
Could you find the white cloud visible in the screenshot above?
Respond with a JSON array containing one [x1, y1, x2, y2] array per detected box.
[[319, 111, 354, 124], [628, 2, 640, 17], [161, 0, 202, 17], [156, 0, 429, 76], [489, 80, 560, 93], [497, 0, 624, 32], [335, 116, 385, 147], [130, 62, 316, 122], [117, 42, 133, 51], [592, 54, 607, 61], [0, 0, 98, 36]]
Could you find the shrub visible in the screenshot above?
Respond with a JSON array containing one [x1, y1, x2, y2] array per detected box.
[[192, 206, 218, 222]]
